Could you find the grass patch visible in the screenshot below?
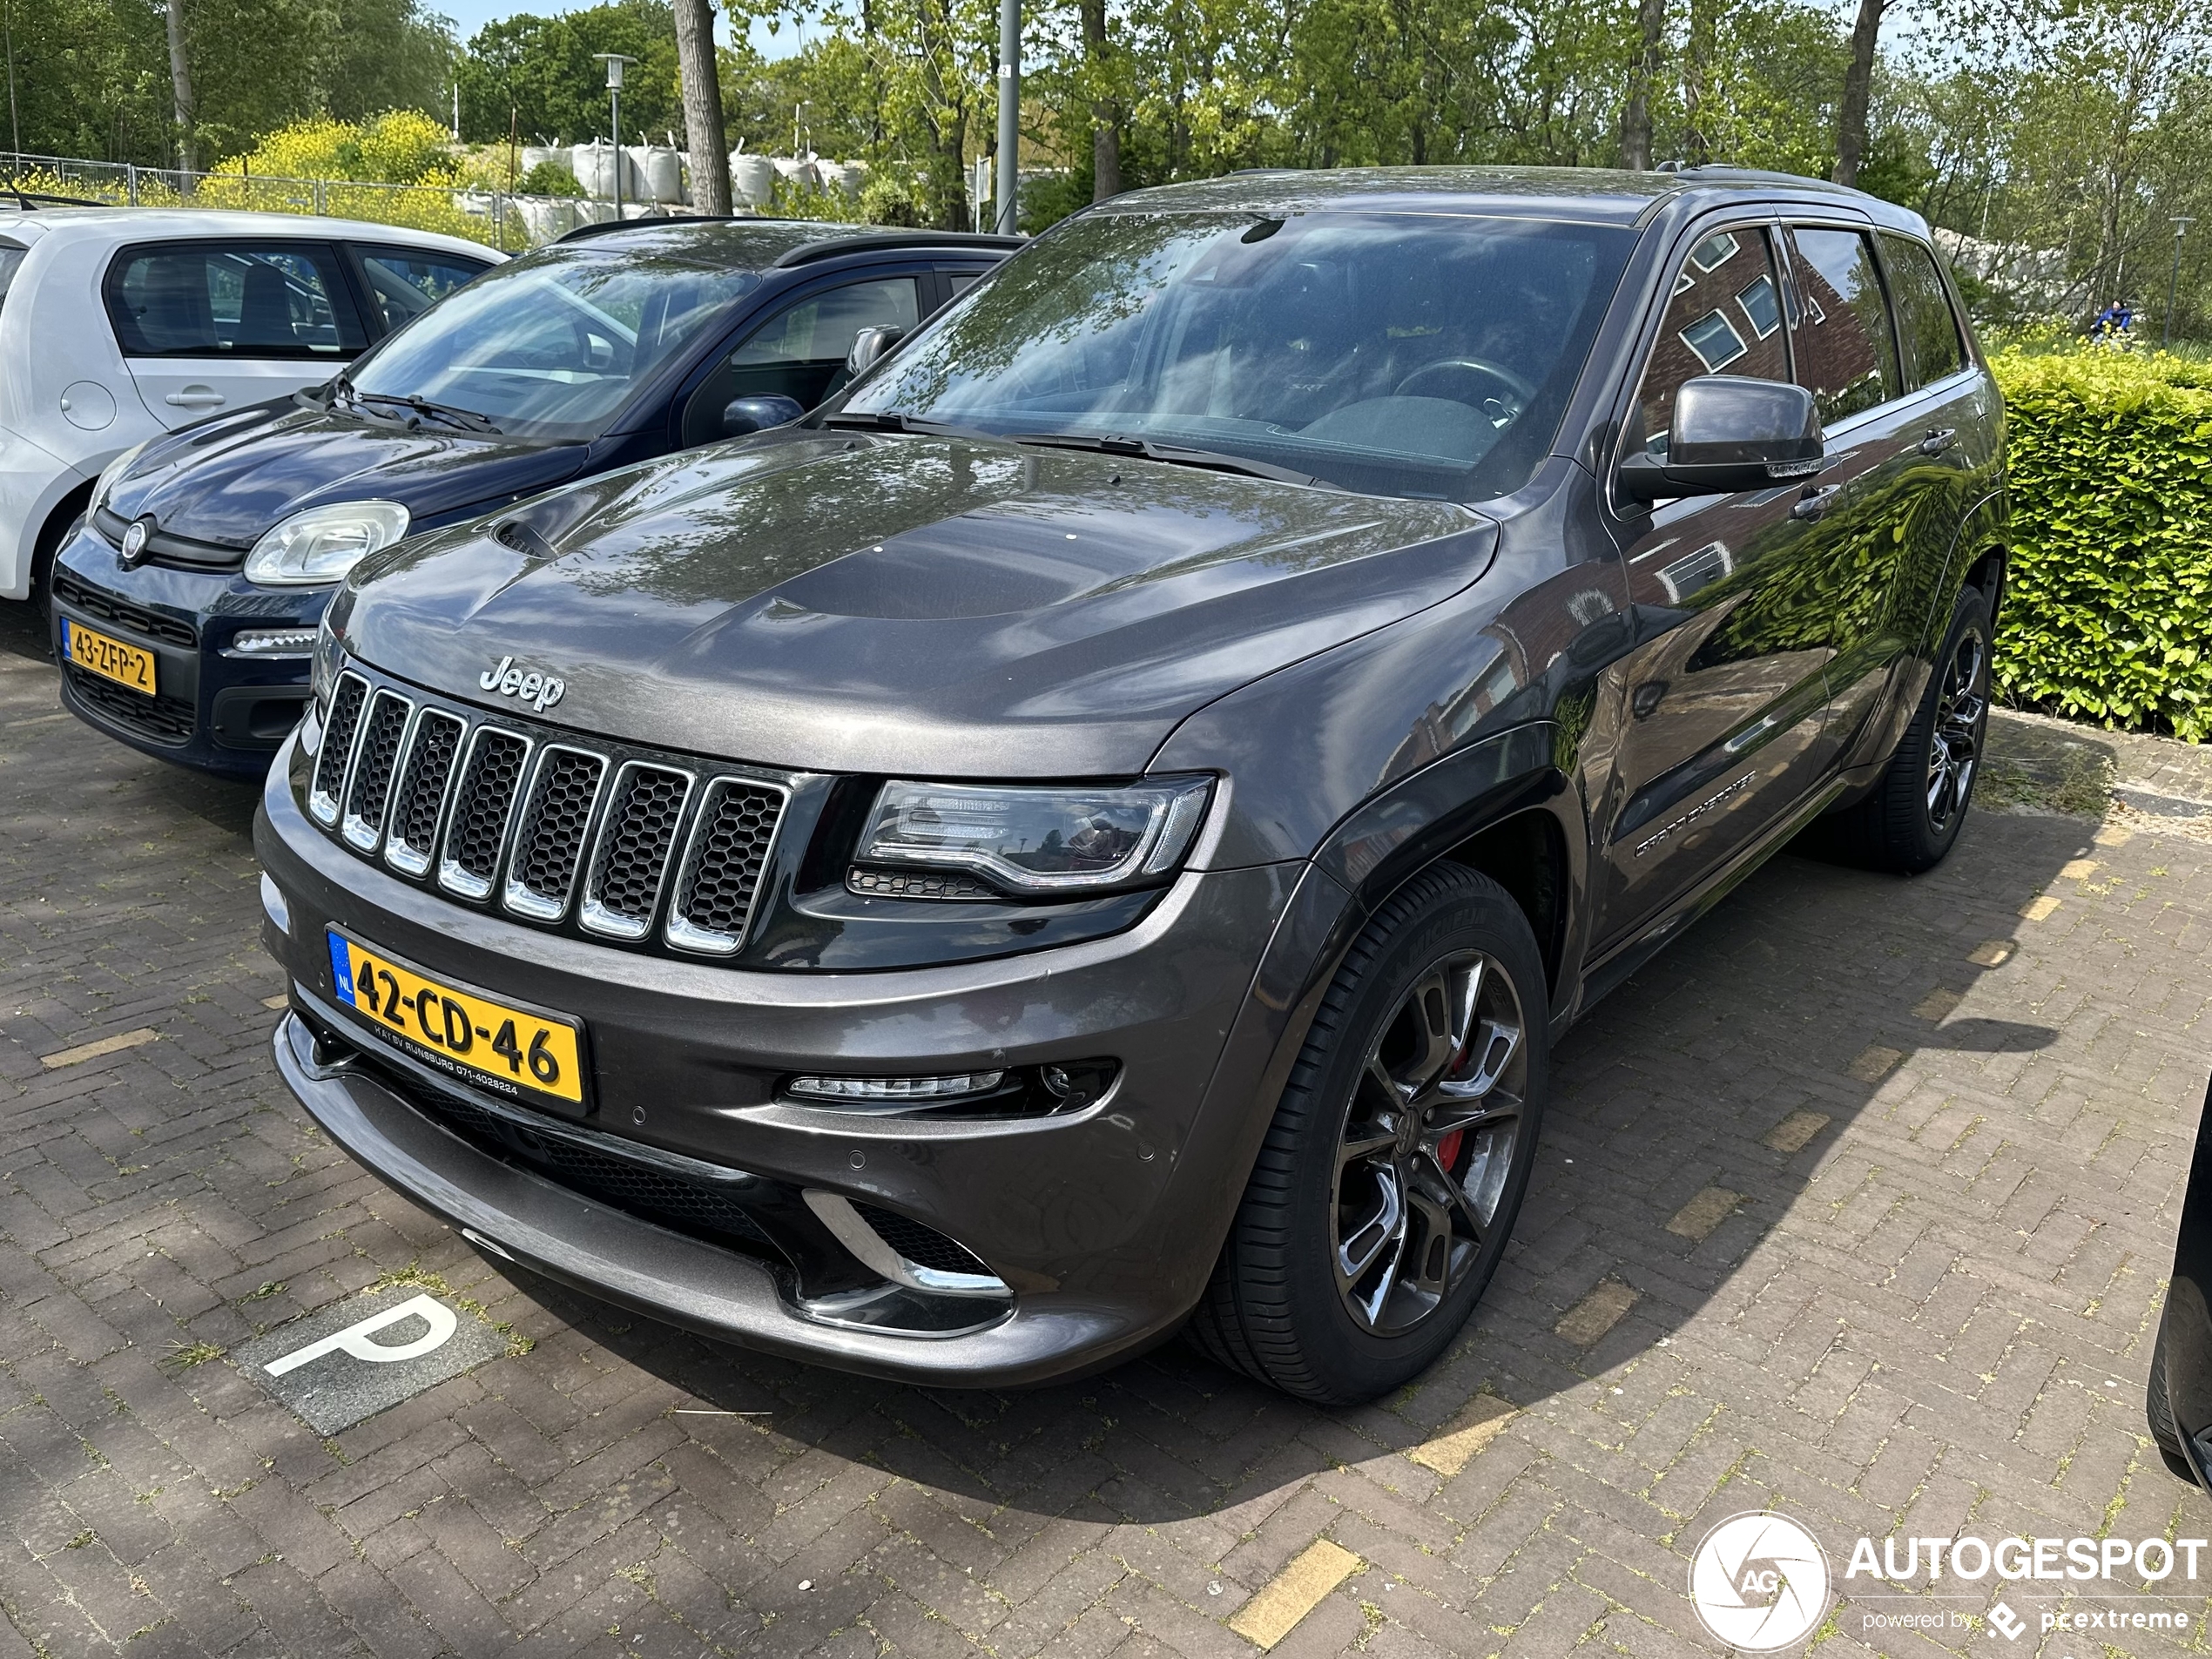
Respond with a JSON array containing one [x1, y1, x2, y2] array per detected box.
[[158, 1340, 225, 1374]]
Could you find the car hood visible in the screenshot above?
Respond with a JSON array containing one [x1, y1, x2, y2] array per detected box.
[[109, 401, 588, 548], [338, 432, 1497, 778]]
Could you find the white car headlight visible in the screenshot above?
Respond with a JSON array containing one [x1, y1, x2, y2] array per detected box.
[[91, 441, 148, 514], [245, 501, 410, 587], [860, 777, 1213, 894]]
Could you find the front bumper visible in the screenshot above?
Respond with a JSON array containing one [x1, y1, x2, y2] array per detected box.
[[256, 734, 1303, 1386], [51, 524, 327, 778]]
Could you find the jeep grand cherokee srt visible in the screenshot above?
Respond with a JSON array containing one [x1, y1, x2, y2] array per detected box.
[[254, 166, 2005, 1401]]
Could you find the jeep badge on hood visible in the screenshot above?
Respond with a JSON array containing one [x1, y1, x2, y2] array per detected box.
[[479, 655, 565, 712]]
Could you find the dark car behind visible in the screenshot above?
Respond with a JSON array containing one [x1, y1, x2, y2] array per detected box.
[[52, 219, 1017, 777]]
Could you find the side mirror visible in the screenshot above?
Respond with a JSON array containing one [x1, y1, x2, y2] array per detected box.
[[845, 325, 909, 378], [721, 395, 805, 438], [1618, 376, 1827, 502]]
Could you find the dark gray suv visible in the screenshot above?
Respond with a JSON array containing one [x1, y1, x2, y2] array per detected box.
[[256, 166, 2005, 1402]]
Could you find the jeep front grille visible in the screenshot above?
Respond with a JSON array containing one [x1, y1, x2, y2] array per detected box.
[[307, 664, 786, 958]]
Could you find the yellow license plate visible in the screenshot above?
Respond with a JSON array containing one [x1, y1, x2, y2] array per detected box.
[[63, 617, 157, 695], [326, 930, 587, 1109]]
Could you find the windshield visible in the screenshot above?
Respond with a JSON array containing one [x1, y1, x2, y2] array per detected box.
[[347, 246, 759, 439], [843, 211, 1634, 500]]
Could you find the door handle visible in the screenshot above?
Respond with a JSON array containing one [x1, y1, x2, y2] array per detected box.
[[1919, 427, 1958, 455], [165, 388, 226, 408], [1791, 484, 1842, 522]]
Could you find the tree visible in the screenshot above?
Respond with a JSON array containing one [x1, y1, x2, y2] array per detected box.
[[455, 1, 680, 145], [673, 0, 731, 208], [1621, 0, 1668, 168], [1832, 0, 1886, 185]]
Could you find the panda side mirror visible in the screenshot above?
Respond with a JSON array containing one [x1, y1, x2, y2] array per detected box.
[[845, 326, 909, 377]]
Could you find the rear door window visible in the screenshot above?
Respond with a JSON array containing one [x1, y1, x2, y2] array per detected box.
[[1629, 226, 1791, 462], [1878, 233, 1968, 388], [106, 243, 366, 358], [352, 246, 494, 335], [1781, 226, 1901, 425]]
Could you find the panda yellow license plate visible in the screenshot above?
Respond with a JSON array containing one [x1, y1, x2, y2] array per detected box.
[[63, 617, 157, 695], [326, 930, 587, 1109]]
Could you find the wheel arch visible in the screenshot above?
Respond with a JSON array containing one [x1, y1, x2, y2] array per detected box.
[[1153, 726, 1588, 1320], [31, 475, 97, 599]]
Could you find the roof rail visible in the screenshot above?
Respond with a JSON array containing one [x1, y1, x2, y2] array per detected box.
[[771, 231, 1028, 266], [553, 212, 732, 244]]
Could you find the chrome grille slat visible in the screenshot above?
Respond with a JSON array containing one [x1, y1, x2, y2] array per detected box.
[[436, 727, 532, 900], [580, 762, 693, 941], [384, 710, 465, 877], [668, 777, 788, 955], [307, 672, 369, 826], [341, 691, 414, 852], [501, 746, 608, 921], [310, 664, 787, 961]]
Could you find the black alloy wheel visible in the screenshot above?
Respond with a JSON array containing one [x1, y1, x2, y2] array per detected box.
[[1332, 949, 1526, 1336], [1809, 583, 1993, 874], [1190, 863, 1548, 1404], [1924, 622, 1988, 836]]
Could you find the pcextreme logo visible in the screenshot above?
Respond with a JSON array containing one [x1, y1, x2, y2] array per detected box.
[[1689, 1512, 1832, 1651]]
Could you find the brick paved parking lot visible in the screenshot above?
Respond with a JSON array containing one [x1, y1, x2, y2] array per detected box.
[[6, 600, 2212, 1658]]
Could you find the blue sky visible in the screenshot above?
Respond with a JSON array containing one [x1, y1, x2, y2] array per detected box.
[[435, 0, 806, 57]]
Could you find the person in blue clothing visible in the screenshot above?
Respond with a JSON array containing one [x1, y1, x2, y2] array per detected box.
[[2091, 298, 2134, 344]]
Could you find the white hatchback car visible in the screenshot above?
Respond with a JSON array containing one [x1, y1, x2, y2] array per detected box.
[[0, 206, 497, 607]]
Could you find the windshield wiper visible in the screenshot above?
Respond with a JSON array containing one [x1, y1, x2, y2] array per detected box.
[[819, 410, 1001, 442], [354, 391, 502, 435], [1008, 432, 1323, 488]]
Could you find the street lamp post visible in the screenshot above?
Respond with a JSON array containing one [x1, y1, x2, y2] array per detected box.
[[995, 0, 1020, 234], [2166, 218, 2195, 350], [594, 53, 637, 219]]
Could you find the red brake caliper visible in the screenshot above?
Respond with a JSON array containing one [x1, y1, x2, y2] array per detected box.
[[1433, 1129, 1464, 1173]]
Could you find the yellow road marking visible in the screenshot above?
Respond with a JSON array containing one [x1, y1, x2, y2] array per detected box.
[[1228, 1540, 1359, 1649], [1845, 1045, 1902, 1082], [1667, 1187, 1744, 1243], [1556, 1278, 1639, 1345], [1967, 939, 2014, 967], [41, 1028, 158, 1069], [1408, 1393, 1518, 1477], [1764, 1109, 1832, 1153]]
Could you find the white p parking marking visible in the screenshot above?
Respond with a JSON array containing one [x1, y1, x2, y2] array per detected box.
[[264, 1292, 458, 1375]]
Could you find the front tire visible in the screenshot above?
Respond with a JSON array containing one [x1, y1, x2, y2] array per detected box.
[[1190, 864, 1548, 1404], [1817, 583, 1992, 874]]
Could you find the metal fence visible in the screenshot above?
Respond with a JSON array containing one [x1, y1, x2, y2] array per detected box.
[[2, 151, 706, 251]]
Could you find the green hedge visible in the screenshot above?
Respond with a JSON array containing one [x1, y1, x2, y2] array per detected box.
[[1992, 347, 2212, 738]]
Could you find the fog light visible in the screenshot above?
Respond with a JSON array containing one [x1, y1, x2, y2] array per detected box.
[[227, 628, 320, 658], [786, 1071, 1004, 1103]]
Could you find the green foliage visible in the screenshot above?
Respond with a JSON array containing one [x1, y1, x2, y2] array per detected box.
[[1991, 346, 2212, 738], [517, 158, 585, 195], [455, 0, 681, 146]]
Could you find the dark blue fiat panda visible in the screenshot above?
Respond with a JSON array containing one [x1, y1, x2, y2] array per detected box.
[[53, 219, 1016, 778]]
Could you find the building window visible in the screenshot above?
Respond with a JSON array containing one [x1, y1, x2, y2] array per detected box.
[[1736, 273, 1781, 339], [1680, 310, 1748, 372], [1690, 232, 1740, 273]]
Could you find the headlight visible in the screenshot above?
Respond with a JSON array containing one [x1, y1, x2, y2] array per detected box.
[[860, 777, 1212, 895], [91, 441, 148, 514], [244, 501, 409, 587], [310, 615, 344, 708]]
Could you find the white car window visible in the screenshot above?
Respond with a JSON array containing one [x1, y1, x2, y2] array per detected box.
[[106, 243, 366, 359]]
